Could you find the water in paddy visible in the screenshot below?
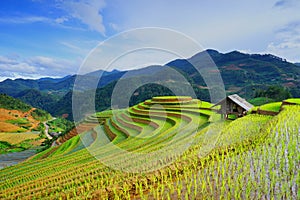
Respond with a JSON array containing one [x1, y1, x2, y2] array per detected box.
[[0, 148, 38, 169]]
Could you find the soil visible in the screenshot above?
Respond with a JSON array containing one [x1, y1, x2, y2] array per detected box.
[[0, 108, 40, 132]]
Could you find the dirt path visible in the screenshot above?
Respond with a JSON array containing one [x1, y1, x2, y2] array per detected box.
[[43, 121, 53, 140]]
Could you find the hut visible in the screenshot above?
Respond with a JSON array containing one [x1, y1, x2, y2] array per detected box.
[[212, 94, 254, 119]]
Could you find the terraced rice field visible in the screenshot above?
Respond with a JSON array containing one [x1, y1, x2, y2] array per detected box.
[[0, 108, 42, 133], [0, 132, 40, 145], [259, 102, 282, 112], [0, 96, 298, 199]]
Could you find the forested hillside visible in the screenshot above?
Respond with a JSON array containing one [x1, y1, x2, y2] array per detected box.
[[0, 50, 299, 120]]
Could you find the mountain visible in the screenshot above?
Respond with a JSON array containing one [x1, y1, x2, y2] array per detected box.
[[0, 49, 299, 120], [0, 70, 124, 97], [14, 89, 57, 112], [0, 94, 51, 132], [166, 49, 300, 98], [0, 93, 32, 112], [84, 69, 121, 77], [38, 75, 73, 83], [0, 76, 74, 97], [295, 63, 300, 66]]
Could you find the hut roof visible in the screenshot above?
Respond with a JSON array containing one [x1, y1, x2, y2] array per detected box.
[[213, 94, 254, 111], [227, 94, 254, 111]]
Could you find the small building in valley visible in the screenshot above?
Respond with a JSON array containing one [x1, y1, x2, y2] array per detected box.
[[212, 94, 254, 119]]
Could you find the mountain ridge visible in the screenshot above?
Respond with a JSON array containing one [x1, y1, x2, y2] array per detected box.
[[0, 49, 299, 119]]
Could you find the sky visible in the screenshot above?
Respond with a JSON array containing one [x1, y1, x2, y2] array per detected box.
[[0, 0, 300, 81]]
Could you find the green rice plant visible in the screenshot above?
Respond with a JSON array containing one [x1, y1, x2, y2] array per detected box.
[[0, 97, 298, 200], [259, 102, 282, 112], [283, 98, 300, 104]]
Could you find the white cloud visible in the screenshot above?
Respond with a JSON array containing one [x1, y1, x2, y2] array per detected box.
[[79, 28, 204, 74], [266, 21, 300, 62], [28, 56, 78, 74], [0, 56, 18, 64], [55, 17, 69, 24], [0, 16, 50, 24], [0, 55, 79, 81], [99, 0, 300, 62], [60, 42, 82, 51], [0, 56, 36, 73], [0, 14, 90, 34], [109, 23, 120, 31], [60, 41, 93, 56], [60, 0, 106, 35]]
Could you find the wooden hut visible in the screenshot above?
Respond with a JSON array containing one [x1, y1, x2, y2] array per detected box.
[[212, 94, 254, 119]]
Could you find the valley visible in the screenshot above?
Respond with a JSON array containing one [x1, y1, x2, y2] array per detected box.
[[0, 94, 72, 157]]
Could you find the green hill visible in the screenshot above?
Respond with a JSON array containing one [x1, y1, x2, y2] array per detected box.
[[0, 94, 51, 121], [0, 93, 31, 112], [14, 89, 57, 112], [0, 96, 298, 199], [0, 94, 53, 155], [0, 50, 299, 120], [51, 50, 299, 119]]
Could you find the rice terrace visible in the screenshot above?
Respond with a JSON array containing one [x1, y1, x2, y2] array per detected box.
[[1, 1, 300, 199], [0, 95, 299, 199]]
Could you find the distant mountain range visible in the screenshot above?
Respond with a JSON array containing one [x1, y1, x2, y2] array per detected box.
[[0, 49, 299, 120], [0, 70, 125, 97]]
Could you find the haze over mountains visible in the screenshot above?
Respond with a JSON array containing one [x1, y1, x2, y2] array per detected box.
[[1, 49, 299, 119]]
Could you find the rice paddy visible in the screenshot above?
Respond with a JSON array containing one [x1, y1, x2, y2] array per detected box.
[[0, 96, 298, 199]]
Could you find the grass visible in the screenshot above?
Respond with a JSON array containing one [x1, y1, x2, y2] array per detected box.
[[0, 97, 299, 199], [250, 106, 258, 112], [227, 114, 237, 120], [152, 96, 192, 100], [259, 102, 282, 112], [0, 122, 24, 132], [0, 94, 31, 112], [5, 118, 32, 130], [123, 111, 173, 138], [0, 108, 44, 133], [284, 98, 300, 104], [47, 117, 74, 134], [30, 108, 51, 121], [50, 135, 81, 157], [6, 118, 30, 125], [96, 109, 113, 117], [0, 141, 13, 154], [199, 101, 213, 108], [0, 136, 41, 154], [0, 132, 39, 144], [106, 118, 128, 144], [248, 97, 274, 106]]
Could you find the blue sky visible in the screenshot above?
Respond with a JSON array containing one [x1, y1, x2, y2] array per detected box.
[[0, 0, 299, 81]]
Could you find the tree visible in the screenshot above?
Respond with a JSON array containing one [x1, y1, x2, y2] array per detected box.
[[255, 85, 292, 101]]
